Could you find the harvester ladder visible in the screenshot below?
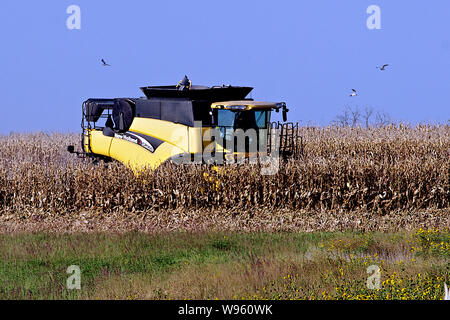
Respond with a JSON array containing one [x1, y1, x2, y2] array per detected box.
[[268, 121, 303, 159]]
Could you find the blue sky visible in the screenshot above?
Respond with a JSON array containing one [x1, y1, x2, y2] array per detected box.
[[0, 0, 449, 133]]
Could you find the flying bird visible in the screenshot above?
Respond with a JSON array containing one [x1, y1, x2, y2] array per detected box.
[[350, 89, 357, 97], [101, 59, 111, 66], [377, 64, 389, 71]]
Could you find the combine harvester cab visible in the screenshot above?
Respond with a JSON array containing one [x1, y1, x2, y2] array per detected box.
[[68, 77, 302, 171]]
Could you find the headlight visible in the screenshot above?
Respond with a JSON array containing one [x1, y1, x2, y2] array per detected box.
[[228, 105, 247, 110]]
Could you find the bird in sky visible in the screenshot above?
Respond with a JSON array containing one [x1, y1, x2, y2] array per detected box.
[[377, 64, 389, 71], [350, 89, 357, 97], [101, 59, 111, 66]]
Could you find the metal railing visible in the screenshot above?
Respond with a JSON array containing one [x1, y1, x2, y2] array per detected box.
[[268, 121, 303, 159], [81, 99, 115, 154]]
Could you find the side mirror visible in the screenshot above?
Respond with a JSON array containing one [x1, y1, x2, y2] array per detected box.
[[67, 145, 75, 153]]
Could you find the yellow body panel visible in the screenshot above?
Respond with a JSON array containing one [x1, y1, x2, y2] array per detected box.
[[190, 126, 204, 153], [84, 130, 113, 155], [84, 128, 186, 171], [84, 117, 199, 171], [129, 118, 190, 153], [109, 138, 184, 171]]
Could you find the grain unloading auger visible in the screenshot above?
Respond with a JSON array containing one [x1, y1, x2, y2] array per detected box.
[[68, 76, 302, 171]]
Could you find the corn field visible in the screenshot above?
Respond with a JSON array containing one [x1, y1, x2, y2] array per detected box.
[[0, 125, 449, 231]]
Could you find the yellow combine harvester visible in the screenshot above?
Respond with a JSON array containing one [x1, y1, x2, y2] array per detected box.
[[68, 76, 300, 171]]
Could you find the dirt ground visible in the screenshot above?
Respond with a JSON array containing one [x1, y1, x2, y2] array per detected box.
[[0, 208, 447, 234]]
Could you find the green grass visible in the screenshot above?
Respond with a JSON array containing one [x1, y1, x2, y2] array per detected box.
[[0, 230, 447, 300]]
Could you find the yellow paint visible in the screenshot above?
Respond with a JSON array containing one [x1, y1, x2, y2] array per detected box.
[[130, 118, 190, 152], [109, 137, 184, 171], [84, 128, 185, 171], [84, 129, 113, 155]]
